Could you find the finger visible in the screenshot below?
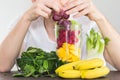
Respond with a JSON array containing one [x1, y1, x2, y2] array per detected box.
[[36, 8, 49, 18], [47, 2, 62, 12], [73, 7, 90, 18], [41, 5, 52, 15], [66, 3, 89, 15], [63, 0, 73, 5], [63, 0, 85, 11]]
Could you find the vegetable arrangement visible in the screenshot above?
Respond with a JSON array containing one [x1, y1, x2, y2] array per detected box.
[[13, 10, 110, 79], [13, 47, 64, 77], [53, 10, 110, 79]]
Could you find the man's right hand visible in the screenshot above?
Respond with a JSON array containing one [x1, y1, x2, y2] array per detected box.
[[24, 0, 62, 22]]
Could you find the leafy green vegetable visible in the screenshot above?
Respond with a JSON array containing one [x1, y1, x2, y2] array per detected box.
[[86, 28, 110, 59], [23, 64, 35, 77], [14, 47, 65, 77]]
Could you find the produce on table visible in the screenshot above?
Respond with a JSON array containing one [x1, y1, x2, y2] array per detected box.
[[13, 10, 110, 79], [53, 10, 81, 62], [54, 11, 110, 79], [13, 47, 65, 77], [55, 58, 110, 79]]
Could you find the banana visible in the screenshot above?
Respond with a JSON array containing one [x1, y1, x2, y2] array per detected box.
[[58, 70, 81, 78], [55, 60, 82, 74], [81, 66, 110, 79], [75, 58, 104, 70], [55, 58, 110, 79]]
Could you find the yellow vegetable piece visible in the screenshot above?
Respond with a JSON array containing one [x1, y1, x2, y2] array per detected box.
[[69, 44, 76, 50], [62, 42, 70, 49], [57, 48, 67, 59], [57, 42, 81, 62]]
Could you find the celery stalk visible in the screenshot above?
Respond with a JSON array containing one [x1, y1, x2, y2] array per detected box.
[[86, 28, 105, 59]]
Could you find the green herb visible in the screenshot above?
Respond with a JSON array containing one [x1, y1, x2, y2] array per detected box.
[[13, 47, 65, 77]]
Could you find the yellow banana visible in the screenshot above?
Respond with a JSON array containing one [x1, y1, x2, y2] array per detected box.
[[81, 66, 110, 79], [55, 60, 82, 74], [58, 70, 81, 78], [75, 58, 104, 70]]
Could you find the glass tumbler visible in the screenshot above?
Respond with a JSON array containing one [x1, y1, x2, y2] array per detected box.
[[56, 20, 81, 62]]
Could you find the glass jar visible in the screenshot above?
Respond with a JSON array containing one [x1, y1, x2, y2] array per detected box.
[[55, 20, 81, 62]]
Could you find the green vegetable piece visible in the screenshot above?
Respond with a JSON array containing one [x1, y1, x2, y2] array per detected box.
[[12, 73, 24, 77], [39, 67, 47, 73], [23, 64, 35, 77], [43, 60, 48, 70], [104, 37, 110, 45], [98, 39, 105, 54], [86, 28, 105, 55]]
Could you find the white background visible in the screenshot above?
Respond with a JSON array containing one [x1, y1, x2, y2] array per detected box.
[[0, 0, 32, 42], [0, 0, 120, 42]]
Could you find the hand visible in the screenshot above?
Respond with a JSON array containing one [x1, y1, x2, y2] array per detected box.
[[63, 0, 104, 21], [24, 0, 62, 22]]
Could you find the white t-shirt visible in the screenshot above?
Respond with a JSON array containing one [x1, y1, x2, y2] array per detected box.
[[6, 15, 116, 71], [7, 15, 98, 59]]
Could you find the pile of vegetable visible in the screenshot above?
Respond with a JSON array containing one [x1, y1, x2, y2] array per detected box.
[[14, 47, 64, 77], [13, 10, 110, 79]]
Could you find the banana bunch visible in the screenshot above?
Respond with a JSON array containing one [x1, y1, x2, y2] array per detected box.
[[55, 58, 110, 79]]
